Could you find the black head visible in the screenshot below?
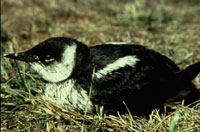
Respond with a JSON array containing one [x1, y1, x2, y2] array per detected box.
[[4, 37, 90, 83]]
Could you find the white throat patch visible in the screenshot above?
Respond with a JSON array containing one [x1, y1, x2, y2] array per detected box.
[[45, 79, 93, 111], [31, 45, 77, 83], [95, 55, 139, 78]]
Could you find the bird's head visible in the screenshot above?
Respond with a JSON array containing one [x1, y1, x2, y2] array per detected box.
[[4, 37, 90, 83]]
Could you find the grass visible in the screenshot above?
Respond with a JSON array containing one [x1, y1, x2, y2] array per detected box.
[[1, 0, 200, 131]]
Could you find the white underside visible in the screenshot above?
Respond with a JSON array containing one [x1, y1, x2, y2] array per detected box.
[[45, 79, 93, 111]]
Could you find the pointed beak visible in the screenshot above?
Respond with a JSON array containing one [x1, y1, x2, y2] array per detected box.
[[4, 52, 39, 62]]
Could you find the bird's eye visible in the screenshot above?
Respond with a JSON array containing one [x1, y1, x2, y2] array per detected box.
[[44, 55, 54, 63]]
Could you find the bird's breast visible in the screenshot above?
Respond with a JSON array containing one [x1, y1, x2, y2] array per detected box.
[[44, 79, 93, 112]]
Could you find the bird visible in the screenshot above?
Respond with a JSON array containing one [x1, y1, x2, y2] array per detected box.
[[4, 37, 200, 116]]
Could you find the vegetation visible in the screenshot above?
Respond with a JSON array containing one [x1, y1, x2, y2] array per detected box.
[[1, 0, 200, 131]]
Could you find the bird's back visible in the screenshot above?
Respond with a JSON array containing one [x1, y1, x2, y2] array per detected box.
[[88, 44, 199, 115]]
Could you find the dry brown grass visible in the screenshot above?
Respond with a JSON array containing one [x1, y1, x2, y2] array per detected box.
[[1, 0, 200, 131]]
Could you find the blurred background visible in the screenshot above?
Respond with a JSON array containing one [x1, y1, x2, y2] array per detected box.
[[1, 0, 200, 131], [2, 0, 200, 64]]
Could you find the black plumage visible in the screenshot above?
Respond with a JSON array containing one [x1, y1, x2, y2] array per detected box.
[[4, 37, 200, 115], [88, 44, 199, 114]]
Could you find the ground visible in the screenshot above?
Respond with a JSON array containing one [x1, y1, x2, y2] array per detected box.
[[1, 0, 200, 131]]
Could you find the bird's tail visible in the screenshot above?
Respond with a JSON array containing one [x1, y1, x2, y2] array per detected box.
[[175, 62, 200, 83], [175, 62, 200, 104]]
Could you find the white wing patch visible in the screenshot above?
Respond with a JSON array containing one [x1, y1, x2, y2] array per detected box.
[[106, 42, 128, 45], [95, 55, 139, 78]]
